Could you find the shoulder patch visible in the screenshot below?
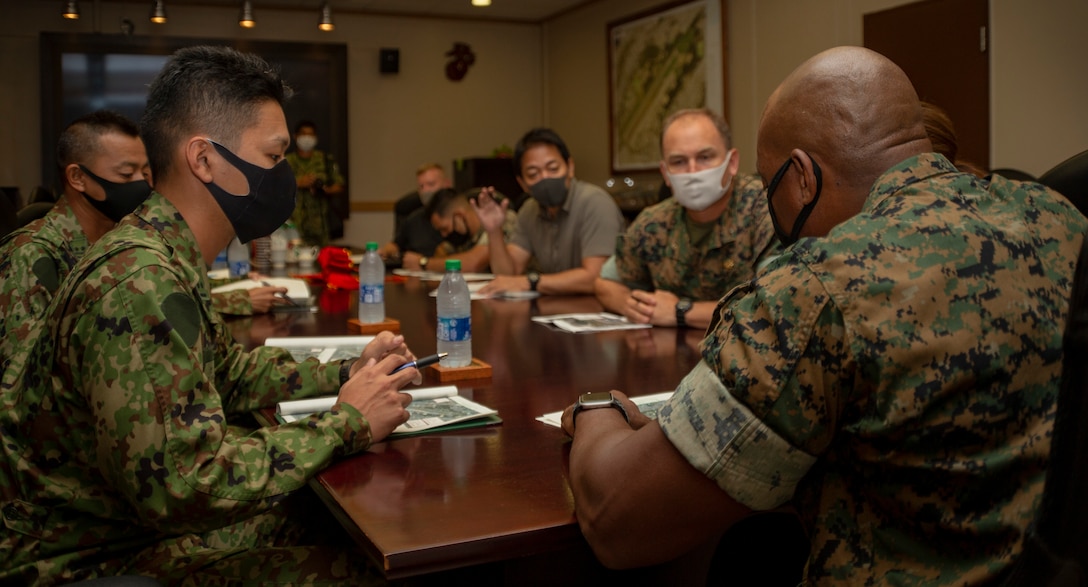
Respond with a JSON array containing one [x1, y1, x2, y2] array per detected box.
[[161, 292, 200, 347], [32, 256, 61, 293]]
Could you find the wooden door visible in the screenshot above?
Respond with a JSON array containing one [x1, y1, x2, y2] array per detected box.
[[864, 0, 990, 171]]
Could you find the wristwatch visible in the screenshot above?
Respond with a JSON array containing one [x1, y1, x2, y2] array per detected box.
[[571, 391, 628, 429], [419, 256, 429, 270], [527, 271, 541, 292], [675, 297, 693, 328]]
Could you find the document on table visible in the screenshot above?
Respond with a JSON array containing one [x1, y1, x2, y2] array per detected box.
[[427, 281, 540, 301], [210, 277, 313, 307], [393, 268, 496, 282], [277, 385, 502, 437], [264, 335, 375, 363], [531, 312, 651, 333], [536, 391, 675, 428]]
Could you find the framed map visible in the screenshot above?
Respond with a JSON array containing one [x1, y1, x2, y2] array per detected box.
[[608, 0, 726, 173]]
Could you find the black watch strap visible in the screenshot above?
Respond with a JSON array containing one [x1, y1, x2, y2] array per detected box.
[[676, 298, 693, 328], [527, 271, 540, 292]]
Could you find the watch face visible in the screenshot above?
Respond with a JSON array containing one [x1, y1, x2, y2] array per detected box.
[[579, 391, 615, 407], [677, 299, 692, 312]]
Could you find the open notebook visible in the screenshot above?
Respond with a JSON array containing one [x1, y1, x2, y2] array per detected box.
[[277, 386, 501, 437]]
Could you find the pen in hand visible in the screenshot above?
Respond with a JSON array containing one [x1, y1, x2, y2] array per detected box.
[[390, 353, 448, 374], [261, 280, 300, 307]]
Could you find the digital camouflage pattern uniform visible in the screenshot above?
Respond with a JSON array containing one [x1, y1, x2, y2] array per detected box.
[[210, 288, 258, 316], [287, 150, 345, 247], [613, 173, 779, 300], [0, 198, 88, 393], [0, 192, 381, 585], [659, 154, 1087, 585]]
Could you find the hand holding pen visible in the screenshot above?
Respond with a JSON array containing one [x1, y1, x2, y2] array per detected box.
[[390, 352, 447, 374], [260, 280, 299, 307]]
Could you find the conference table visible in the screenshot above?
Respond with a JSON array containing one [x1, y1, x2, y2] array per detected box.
[[233, 274, 706, 582]]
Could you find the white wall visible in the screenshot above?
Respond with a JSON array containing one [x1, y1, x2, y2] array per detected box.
[[545, 0, 1088, 182], [0, 1, 543, 247]]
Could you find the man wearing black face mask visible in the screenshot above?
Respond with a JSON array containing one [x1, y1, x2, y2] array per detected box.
[[423, 187, 517, 273], [1, 46, 420, 585], [473, 127, 624, 296], [0, 110, 150, 385]]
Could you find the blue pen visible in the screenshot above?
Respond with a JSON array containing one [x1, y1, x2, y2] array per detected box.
[[390, 352, 447, 374]]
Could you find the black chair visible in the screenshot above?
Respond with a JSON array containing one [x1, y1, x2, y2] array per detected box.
[[16, 201, 54, 228], [1038, 149, 1088, 217], [1000, 236, 1088, 587], [0, 187, 20, 239], [29, 185, 57, 204], [990, 168, 1037, 182]]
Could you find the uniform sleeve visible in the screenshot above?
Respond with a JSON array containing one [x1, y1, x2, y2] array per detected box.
[[209, 290, 254, 316], [577, 191, 625, 260], [613, 212, 654, 289], [60, 259, 369, 533], [659, 255, 851, 510]]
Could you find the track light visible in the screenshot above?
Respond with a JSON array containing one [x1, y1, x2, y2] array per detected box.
[[150, 0, 167, 24], [239, 0, 256, 28], [62, 0, 80, 19], [318, 2, 334, 32]]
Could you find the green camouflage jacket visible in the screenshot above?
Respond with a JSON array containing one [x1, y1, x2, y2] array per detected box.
[[0, 192, 370, 583], [287, 150, 344, 247], [660, 154, 1087, 585], [613, 173, 780, 300]]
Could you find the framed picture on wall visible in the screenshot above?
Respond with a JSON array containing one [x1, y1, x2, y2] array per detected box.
[[607, 0, 727, 174]]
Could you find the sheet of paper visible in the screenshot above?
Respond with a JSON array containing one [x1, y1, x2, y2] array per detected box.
[[264, 335, 376, 363], [530, 312, 651, 333]]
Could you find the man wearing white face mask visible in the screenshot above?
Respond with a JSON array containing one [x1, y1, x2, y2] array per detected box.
[[595, 108, 779, 329]]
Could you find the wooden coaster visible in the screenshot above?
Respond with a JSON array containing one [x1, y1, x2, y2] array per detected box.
[[430, 357, 492, 382], [347, 317, 401, 334]]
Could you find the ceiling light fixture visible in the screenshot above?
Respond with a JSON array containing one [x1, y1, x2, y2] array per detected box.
[[150, 0, 167, 24], [471, 0, 491, 6], [239, 0, 256, 28], [62, 0, 80, 19], [318, 2, 334, 32]]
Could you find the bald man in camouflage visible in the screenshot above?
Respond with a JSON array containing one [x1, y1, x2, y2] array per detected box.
[[561, 46, 1086, 585], [0, 46, 419, 585]]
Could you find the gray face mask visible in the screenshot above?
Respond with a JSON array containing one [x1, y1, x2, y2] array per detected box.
[[529, 177, 568, 208]]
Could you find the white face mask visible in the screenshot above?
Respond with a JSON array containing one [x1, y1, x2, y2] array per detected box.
[[296, 135, 318, 152], [665, 152, 733, 212]]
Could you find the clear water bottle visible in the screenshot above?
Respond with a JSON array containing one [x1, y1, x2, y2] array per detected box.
[[358, 241, 385, 323], [227, 236, 250, 278], [436, 259, 472, 367], [212, 247, 229, 272]]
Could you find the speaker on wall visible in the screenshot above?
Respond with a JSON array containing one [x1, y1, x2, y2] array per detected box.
[[380, 48, 399, 74]]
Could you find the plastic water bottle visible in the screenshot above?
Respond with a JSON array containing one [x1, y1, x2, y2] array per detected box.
[[358, 241, 385, 323], [212, 247, 229, 272], [436, 259, 472, 367], [227, 236, 250, 278]]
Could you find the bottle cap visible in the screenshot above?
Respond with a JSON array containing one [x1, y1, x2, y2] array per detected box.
[[445, 259, 461, 271], [365, 241, 378, 251]]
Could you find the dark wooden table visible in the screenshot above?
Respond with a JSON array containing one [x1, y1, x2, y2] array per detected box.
[[238, 276, 705, 581]]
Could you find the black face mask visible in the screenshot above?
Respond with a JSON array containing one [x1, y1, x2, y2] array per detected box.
[[78, 165, 152, 222], [443, 214, 473, 248], [529, 177, 568, 208], [202, 139, 297, 244], [765, 153, 823, 246]]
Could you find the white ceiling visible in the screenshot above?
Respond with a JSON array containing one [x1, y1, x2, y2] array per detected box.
[[160, 0, 595, 23]]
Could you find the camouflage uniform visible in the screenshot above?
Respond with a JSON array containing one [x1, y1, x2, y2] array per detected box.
[[435, 208, 518, 259], [287, 150, 345, 247], [210, 289, 256, 316], [0, 192, 381, 585], [0, 198, 88, 392], [613, 174, 779, 299], [658, 154, 1087, 585]]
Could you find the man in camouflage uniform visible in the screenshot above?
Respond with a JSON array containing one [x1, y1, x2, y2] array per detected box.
[[0, 46, 420, 585], [287, 120, 346, 247], [595, 108, 780, 330], [420, 187, 518, 273], [0, 111, 152, 395], [561, 46, 1087, 585]]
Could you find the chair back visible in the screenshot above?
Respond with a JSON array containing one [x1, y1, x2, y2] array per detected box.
[[1038, 149, 1088, 216], [15, 201, 53, 228], [1000, 235, 1088, 587]]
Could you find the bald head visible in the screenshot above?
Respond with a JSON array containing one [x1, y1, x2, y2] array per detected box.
[[759, 46, 930, 194]]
